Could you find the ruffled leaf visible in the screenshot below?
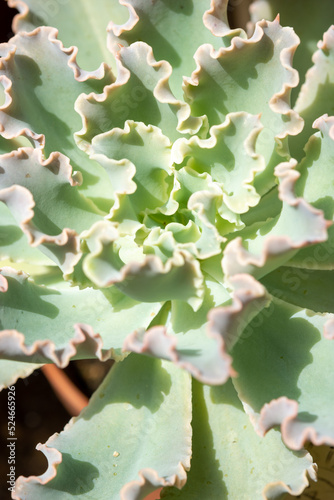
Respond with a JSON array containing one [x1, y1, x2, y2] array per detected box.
[[292, 27, 334, 159], [232, 296, 334, 450], [0, 202, 53, 265], [0, 267, 161, 366], [183, 17, 302, 189], [14, 354, 192, 499], [0, 27, 114, 209], [90, 121, 174, 222], [222, 158, 329, 281], [80, 220, 205, 309], [250, 0, 334, 105], [0, 359, 41, 390], [124, 274, 269, 384], [0, 148, 103, 273], [8, 0, 129, 73], [107, 0, 231, 99], [173, 112, 265, 215], [75, 41, 203, 149], [161, 379, 316, 499]]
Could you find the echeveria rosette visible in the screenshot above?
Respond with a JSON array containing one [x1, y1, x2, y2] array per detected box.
[[0, 0, 334, 498]]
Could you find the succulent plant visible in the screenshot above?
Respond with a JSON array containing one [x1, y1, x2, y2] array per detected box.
[[1, 0, 334, 498]]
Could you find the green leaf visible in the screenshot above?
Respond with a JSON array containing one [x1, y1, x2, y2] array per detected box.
[[107, 0, 227, 99], [287, 223, 334, 271], [0, 267, 161, 365], [91, 121, 174, 218], [0, 148, 105, 273], [0, 201, 52, 265], [162, 379, 315, 499], [261, 266, 334, 313], [11, 0, 129, 73], [15, 354, 192, 499], [173, 112, 265, 215], [0, 27, 114, 210], [232, 297, 334, 450], [75, 41, 203, 148], [81, 220, 205, 309], [292, 27, 334, 159], [124, 274, 269, 385], [250, 0, 334, 106], [222, 159, 329, 281], [295, 114, 334, 220], [183, 18, 302, 185], [0, 359, 41, 390]]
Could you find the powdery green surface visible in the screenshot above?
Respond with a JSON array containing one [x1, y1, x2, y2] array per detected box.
[[0, 0, 333, 498]]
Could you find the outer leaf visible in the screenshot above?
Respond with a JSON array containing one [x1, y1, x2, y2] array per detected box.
[[0, 27, 114, 209], [8, 0, 129, 73], [161, 379, 316, 499], [14, 354, 192, 500], [183, 17, 302, 189], [124, 274, 269, 385], [0, 359, 41, 390], [261, 266, 334, 314], [291, 27, 334, 159], [222, 159, 329, 281], [75, 41, 203, 149], [0, 202, 53, 265], [250, 0, 334, 104], [107, 0, 231, 99], [0, 148, 103, 273], [288, 114, 334, 270], [0, 267, 161, 366], [173, 112, 265, 215], [232, 297, 334, 450]]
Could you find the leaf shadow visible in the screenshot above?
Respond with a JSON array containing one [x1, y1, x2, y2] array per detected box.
[[81, 354, 172, 419], [45, 452, 99, 495], [231, 298, 321, 411], [13, 55, 101, 190]]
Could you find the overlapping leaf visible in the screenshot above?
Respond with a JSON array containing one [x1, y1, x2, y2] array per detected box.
[[182, 17, 303, 192], [162, 379, 316, 499], [0, 27, 114, 209], [250, 0, 334, 105], [0, 267, 161, 365], [232, 297, 334, 450], [14, 354, 192, 500], [8, 0, 128, 73]]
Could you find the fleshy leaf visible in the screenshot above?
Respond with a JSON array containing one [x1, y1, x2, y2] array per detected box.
[[161, 379, 316, 499], [90, 121, 174, 219], [0, 27, 114, 209], [123, 274, 269, 385], [75, 41, 203, 149], [0, 201, 53, 265], [0, 267, 161, 366], [261, 266, 334, 314], [295, 114, 334, 220], [8, 0, 129, 74], [14, 354, 192, 500], [250, 0, 334, 105], [173, 112, 265, 215], [107, 0, 233, 99], [291, 27, 334, 159], [222, 158, 330, 281], [183, 17, 302, 186], [81, 220, 205, 309], [232, 296, 334, 450], [0, 359, 42, 390], [0, 148, 103, 273]]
